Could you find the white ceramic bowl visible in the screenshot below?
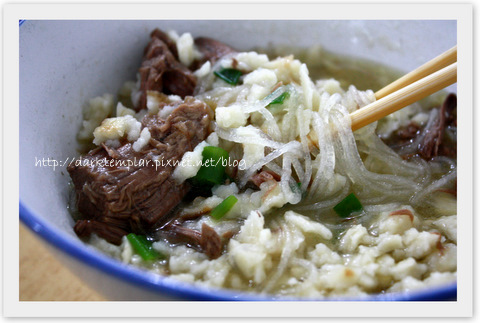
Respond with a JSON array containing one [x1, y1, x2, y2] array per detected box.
[[20, 20, 457, 301]]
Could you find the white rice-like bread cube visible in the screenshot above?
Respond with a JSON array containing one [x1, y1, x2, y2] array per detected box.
[[290, 264, 309, 283], [206, 132, 219, 146], [323, 174, 347, 197], [168, 95, 182, 102], [157, 104, 176, 119], [376, 233, 403, 254], [235, 210, 268, 244], [233, 125, 265, 141], [349, 245, 378, 267], [215, 105, 248, 128], [388, 276, 424, 293], [229, 198, 257, 221], [166, 29, 179, 41], [77, 93, 115, 141], [316, 78, 344, 95], [120, 235, 133, 263], [116, 101, 135, 117], [320, 264, 359, 290], [423, 271, 457, 287], [231, 52, 270, 71], [146, 91, 163, 115], [391, 257, 427, 280], [203, 257, 230, 287], [403, 228, 439, 259], [308, 243, 342, 267], [265, 56, 302, 84], [258, 225, 275, 246], [287, 224, 307, 252], [228, 240, 268, 284], [378, 209, 415, 235], [191, 217, 238, 238], [425, 243, 457, 272], [229, 273, 244, 290], [247, 84, 271, 102], [388, 271, 456, 293], [242, 142, 265, 168], [130, 254, 144, 266], [88, 234, 122, 259], [284, 211, 332, 240], [234, 210, 277, 249], [258, 181, 290, 214], [339, 225, 375, 254], [169, 246, 207, 273], [176, 32, 201, 67], [212, 182, 239, 199], [104, 139, 121, 148], [243, 68, 278, 88], [172, 141, 209, 183], [432, 215, 457, 243], [286, 277, 300, 286], [194, 61, 211, 78], [411, 111, 430, 125], [93, 115, 142, 146], [356, 263, 380, 290], [151, 240, 172, 257], [132, 127, 151, 152], [375, 254, 396, 278]]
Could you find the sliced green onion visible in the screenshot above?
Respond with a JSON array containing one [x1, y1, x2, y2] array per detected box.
[[268, 91, 290, 106], [214, 68, 242, 85], [192, 146, 229, 187], [126, 233, 162, 261], [210, 195, 238, 220], [264, 87, 290, 107], [333, 193, 363, 218]]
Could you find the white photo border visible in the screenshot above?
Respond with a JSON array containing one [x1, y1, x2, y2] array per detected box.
[[3, 2, 473, 318]]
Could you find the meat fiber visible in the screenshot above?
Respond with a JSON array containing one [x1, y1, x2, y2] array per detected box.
[[68, 97, 212, 244]]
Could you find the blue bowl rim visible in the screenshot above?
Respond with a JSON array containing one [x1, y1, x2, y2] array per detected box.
[[18, 19, 457, 302], [19, 201, 457, 301]]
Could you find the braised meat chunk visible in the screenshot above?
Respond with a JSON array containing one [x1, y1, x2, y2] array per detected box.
[[191, 37, 236, 70], [68, 97, 212, 244], [137, 29, 197, 110], [136, 29, 238, 111], [385, 93, 457, 160], [157, 222, 223, 260]]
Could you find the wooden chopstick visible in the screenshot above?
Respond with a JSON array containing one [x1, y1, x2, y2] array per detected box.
[[350, 62, 456, 131], [375, 45, 457, 100]]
